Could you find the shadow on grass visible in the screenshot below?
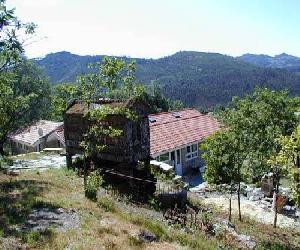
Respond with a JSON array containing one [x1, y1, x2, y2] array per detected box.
[[0, 178, 59, 239]]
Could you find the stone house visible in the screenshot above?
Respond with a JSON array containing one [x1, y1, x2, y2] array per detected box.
[[8, 120, 65, 155], [149, 109, 220, 175]]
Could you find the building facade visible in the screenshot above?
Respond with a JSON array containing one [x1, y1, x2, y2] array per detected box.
[[8, 120, 65, 155], [149, 109, 220, 175]]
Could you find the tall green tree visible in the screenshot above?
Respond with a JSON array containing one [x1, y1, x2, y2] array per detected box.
[[268, 126, 300, 227], [77, 57, 141, 197], [139, 81, 184, 113], [0, 0, 36, 72], [201, 130, 244, 221], [0, 60, 50, 154], [0, 0, 40, 155], [219, 88, 298, 182], [49, 83, 81, 121]]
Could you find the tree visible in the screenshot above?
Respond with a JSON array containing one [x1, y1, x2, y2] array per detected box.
[[138, 81, 184, 113], [0, 0, 36, 72], [77, 57, 141, 197], [0, 1, 39, 155], [268, 126, 300, 228], [271, 126, 300, 208], [201, 130, 244, 221], [203, 88, 298, 222], [219, 88, 298, 182], [268, 147, 289, 228], [0, 60, 50, 154], [49, 83, 81, 121]]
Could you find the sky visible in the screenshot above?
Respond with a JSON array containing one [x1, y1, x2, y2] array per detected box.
[[6, 0, 300, 59]]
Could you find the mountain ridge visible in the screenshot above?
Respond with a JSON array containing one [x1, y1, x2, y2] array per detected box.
[[238, 53, 300, 72], [34, 51, 300, 108]]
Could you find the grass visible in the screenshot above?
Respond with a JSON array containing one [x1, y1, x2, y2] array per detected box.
[[21, 228, 55, 245], [97, 196, 118, 213], [0, 167, 299, 249]]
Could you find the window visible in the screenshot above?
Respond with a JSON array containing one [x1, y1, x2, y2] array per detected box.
[[149, 117, 156, 123], [66, 140, 79, 147], [159, 152, 170, 162], [171, 112, 181, 118], [186, 143, 198, 161]]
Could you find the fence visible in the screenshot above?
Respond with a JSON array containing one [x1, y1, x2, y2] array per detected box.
[[99, 167, 186, 205]]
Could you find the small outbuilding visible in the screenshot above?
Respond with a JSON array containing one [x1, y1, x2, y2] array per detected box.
[[63, 97, 150, 167]]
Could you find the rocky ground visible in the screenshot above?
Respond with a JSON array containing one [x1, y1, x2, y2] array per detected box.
[[189, 182, 300, 230], [23, 208, 80, 232], [4, 153, 66, 175]]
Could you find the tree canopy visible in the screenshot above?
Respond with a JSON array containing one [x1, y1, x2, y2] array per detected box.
[[0, 1, 48, 155], [218, 88, 298, 181]]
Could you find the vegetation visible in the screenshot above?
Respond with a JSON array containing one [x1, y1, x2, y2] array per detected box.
[[202, 88, 299, 222], [1, 168, 299, 249], [84, 171, 102, 201], [35, 51, 300, 108], [201, 130, 242, 221], [0, 1, 50, 155], [270, 126, 300, 208], [219, 88, 298, 182], [48, 83, 81, 121], [238, 53, 300, 73]]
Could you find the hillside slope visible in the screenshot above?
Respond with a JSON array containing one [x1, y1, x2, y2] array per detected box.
[[35, 51, 300, 108], [238, 53, 300, 73]]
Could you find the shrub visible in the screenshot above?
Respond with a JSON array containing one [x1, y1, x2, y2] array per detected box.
[[148, 197, 161, 211], [85, 171, 102, 201]]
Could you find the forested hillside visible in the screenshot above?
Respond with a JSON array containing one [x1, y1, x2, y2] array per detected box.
[[238, 53, 300, 73], [35, 51, 300, 108]]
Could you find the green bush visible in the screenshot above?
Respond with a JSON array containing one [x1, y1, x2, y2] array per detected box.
[[84, 171, 102, 201]]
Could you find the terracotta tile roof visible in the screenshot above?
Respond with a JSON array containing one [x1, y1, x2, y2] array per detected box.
[[149, 109, 220, 156], [8, 120, 63, 145]]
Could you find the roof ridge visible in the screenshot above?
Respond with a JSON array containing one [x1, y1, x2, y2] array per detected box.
[[149, 108, 196, 117], [150, 113, 206, 127]]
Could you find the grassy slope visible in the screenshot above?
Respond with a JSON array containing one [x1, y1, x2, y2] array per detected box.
[[0, 168, 299, 249], [0, 169, 218, 249]]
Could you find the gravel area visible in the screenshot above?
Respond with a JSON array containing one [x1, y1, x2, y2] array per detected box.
[[5, 153, 66, 173], [190, 191, 300, 230]]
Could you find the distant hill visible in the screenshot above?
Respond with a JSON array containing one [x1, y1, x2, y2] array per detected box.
[[238, 53, 300, 73], [35, 51, 300, 108]]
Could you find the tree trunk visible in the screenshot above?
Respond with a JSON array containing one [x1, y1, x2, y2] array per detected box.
[[0, 142, 4, 156], [229, 184, 233, 222], [273, 190, 278, 228], [273, 180, 280, 228], [237, 181, 242, 221], [83, 154, 88, 189]]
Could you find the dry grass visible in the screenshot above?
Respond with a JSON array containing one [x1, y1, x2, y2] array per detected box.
[[1, 168, 298, 249], [0, 168, 219, 249]]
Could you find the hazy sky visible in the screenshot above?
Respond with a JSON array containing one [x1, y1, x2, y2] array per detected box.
[[7, 0, 300, 58]]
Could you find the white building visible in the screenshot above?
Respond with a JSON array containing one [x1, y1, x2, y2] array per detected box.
[[8, 120, 65, 155]]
